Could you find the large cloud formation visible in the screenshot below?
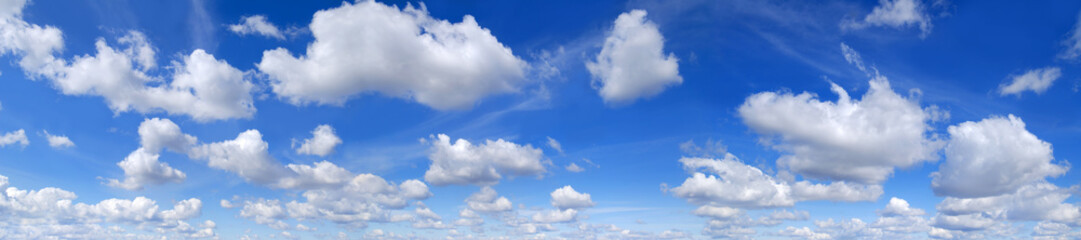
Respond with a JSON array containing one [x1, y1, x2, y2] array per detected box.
[[738, 78, 942, 184], [257, 0, 527, 110], [0, 1, 255, 121]]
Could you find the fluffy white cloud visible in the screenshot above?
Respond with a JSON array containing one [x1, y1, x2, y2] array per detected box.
[[936, 183, 1081, 225], [878, 197, 925, 217], [0, 174, 211, 238], [550, 186, 594, 210], [532, 209, 578, 223], [779, 226, 831, 240], [692, 206, 743, 220], [738, 78, 942, 184], [932, 115, 1066, 198], [586, 10, 681, 105], [842, 0, 933, 37], [138, 118, 197, 153], [188, 130, 290, 185], [106, 148, 187, 190], [0, 129, 28, 147], [229, 15, 285, 39], [0, 0, 258, 121], [465, 186, 513, 213], [999, 67, 1061, 96], [257, 0, 527, 110], [671, 155, 880, 209], [671, 155, 794, 208], [423, 134, 547, 186], [0, 0, 63, 75], [41, 130, 73, 148], [293, 124, 342, 157], [104, 118, 190, 190], [44, 32, 254, 121]]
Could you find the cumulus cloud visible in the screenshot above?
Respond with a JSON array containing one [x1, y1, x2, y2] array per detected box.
[[999, 67, 1061, 96], [0, 173, 212, 238], [932, 115, 1066, 198], [41, 130, 73, 148], [188, 129, 292, 185], [0, 129, 28, 147], [293, 124, 342, 157], [0, 1, 256, 121], [738, 78, 942, 184], [105, 118, 191, 190], [842, 0, 933, 38], [0, 0, 63, 75], [671, 154, 880, 209], [257, 0, 527, 110], [25, 30, 254, 121], [550, 186, 594, 210], [422, 134, 547, 186], [465, 186, 513, 213], [586, 10, 681, 105], [228, 15, 285, 39]]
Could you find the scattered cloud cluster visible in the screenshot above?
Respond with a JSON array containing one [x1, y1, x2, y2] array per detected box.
[[0, 174, 214, 238], [422, 134, 547, 186]]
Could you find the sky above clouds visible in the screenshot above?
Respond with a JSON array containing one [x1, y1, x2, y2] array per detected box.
[[0, 0, 1080, 239]]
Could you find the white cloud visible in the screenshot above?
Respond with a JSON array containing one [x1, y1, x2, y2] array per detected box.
[[0, 0, 64, 76], [41, 130, 73, 148], [932, 115, 1066, 198], [188, 129, 291, 185], [878, 197, 926, 216], [842, 0, 933, 38], [34, 31, 255, 121], [0, 173, 212, 238], [104, 118, 191, 190], [229, 15, 285, 39], [840, 42, 868, 74], [0, 1, 255, 121], [106, 148, 187, 190], [738, 78, 942, 184], [546, 136, 563, 155], [423, 134, 547, 186], [779, 226, 831, 240], [692, 206, 743, 220], [257, 0, 527, 110], [1060, 11, 1081, 60], [293, 124, 342, 157], [586, 10, 681, 105], [565, 163, 584, 173], [138, 118, 197, 153], [0, 129, 28, 147], [936, 183, 1081, 226], [532, 209, 578, 223], [671, 155, 880, 209], [465, 186, 513, 213], [999, 67, 1061, 96], [550, 186, 594, 210]]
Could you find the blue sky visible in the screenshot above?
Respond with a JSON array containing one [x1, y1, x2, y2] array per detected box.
[[0, 0, 1080, 239]]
